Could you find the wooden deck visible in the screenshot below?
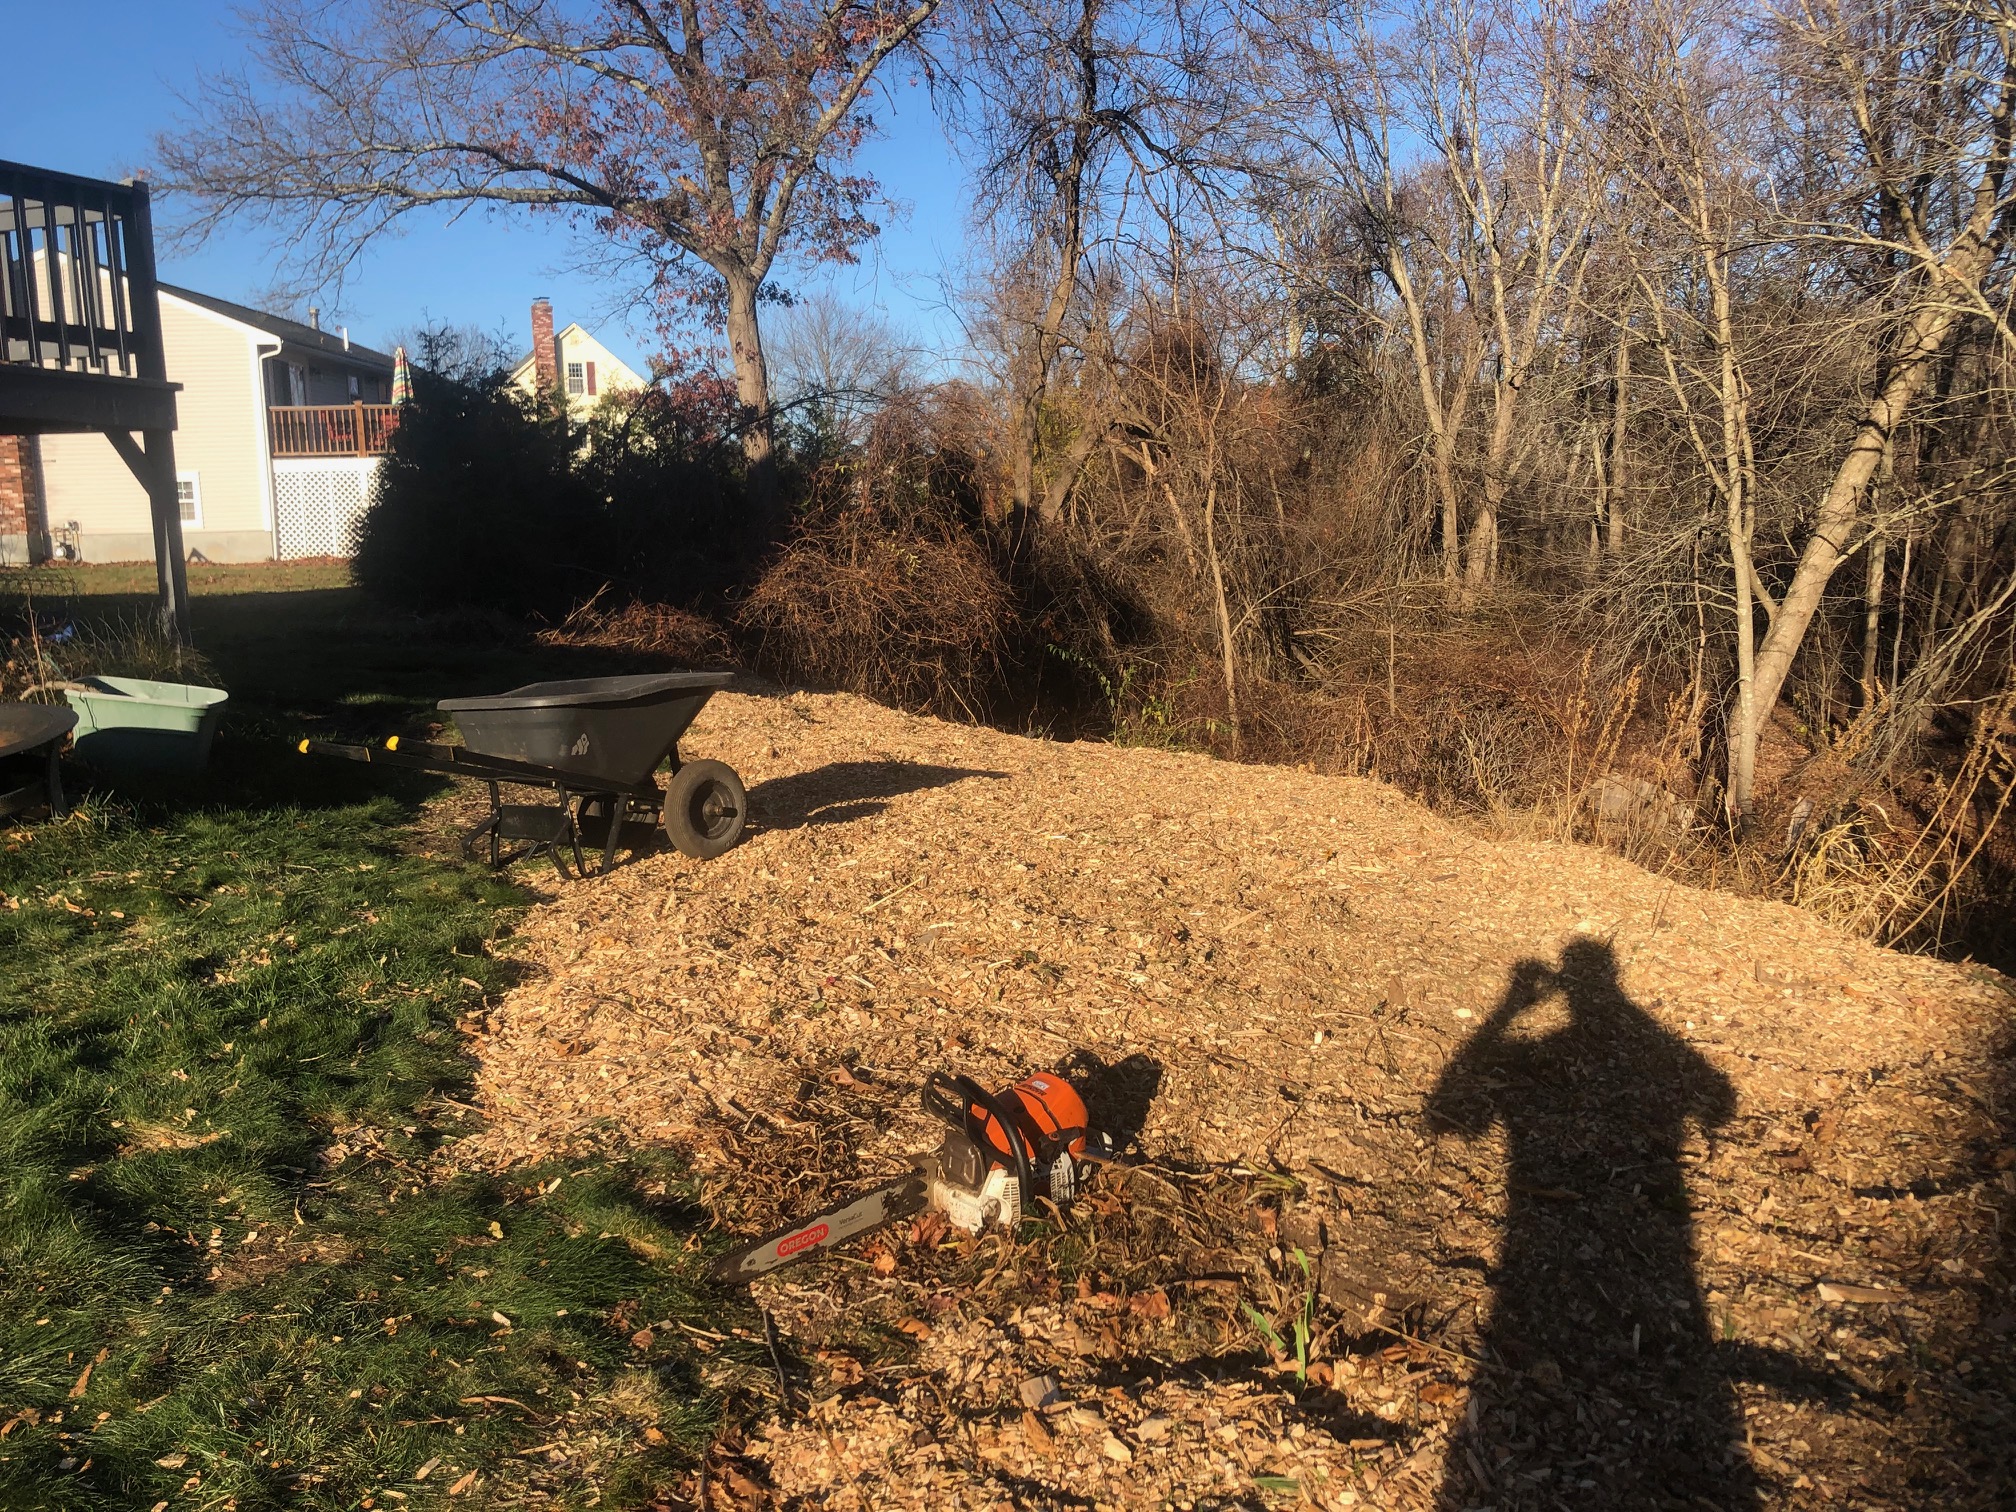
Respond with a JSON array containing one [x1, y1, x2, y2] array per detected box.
[[1, 160, 179, 433], [269, 403, 400, 458], [2, 158, 187, 635]]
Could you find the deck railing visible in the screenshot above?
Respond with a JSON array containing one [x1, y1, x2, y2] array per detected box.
[[269, 403, 401, 458], [1, 161, 152, 377]]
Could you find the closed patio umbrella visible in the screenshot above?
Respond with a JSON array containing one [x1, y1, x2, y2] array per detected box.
[[391, 345, 412, 405]]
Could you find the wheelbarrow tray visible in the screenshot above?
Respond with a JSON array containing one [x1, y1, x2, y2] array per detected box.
[[67, 676, 228, 773], [439, 673, 730, 788], [0, 702, 76, 819]]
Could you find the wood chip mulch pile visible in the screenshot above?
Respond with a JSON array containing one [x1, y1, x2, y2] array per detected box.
[[439, 685, 2015, 1511]]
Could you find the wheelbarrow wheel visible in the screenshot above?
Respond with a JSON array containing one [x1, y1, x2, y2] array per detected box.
[[662, 760, 747, 859]]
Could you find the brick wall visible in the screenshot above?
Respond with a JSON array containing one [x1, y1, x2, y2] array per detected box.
[[0, 435, 48, 547]]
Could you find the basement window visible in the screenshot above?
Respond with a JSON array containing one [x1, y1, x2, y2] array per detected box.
[[176, 473, 203, 529]]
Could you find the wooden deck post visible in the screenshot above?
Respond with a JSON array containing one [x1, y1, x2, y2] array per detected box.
[[124, 182, 191, 642], [101, 427, 190, 641]]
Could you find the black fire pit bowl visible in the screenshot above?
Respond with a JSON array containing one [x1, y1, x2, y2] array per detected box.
[[439, 673, 732, 788]]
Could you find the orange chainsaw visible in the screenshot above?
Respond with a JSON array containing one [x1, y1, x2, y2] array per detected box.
[[713, 1070, 1105, 1284]]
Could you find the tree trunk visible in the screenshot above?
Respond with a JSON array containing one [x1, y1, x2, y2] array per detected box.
[[1037, 420, 1108, 523], [1006, 4, 1094, 523], [1386, 247, 1468, 585], [1607, 323, 1631, 554], [1745, 269, 1991, 755], [1860, 528, 1886, 704], [1889, 530, 1913, 692], [724, 272, 777, 522], [1709, 255, 1763, 820], [1726, 481, 1760, 824], [1466, 384, 1515, 587], [1202, 478, 1240, 754], [1010, 384, 1041, 518], [1587, 430, 1607, 575]]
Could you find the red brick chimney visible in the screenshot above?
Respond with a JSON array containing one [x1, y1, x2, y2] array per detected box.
[[530, 298, 558, 392], [0, 435, 49, 559]]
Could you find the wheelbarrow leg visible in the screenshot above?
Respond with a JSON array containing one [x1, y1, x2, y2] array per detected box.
[[546, 785, 581, 880], [44, 740, 65, 819], [461, 811, 500, 861], [598, 794, 627, 876], [487, 781, 502, 867]]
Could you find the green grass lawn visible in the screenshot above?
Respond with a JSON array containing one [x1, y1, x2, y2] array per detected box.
[[1, 564, 749, 1509]]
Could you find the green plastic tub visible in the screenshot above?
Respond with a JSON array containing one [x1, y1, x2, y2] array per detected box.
[[66, 677, 229, 773]]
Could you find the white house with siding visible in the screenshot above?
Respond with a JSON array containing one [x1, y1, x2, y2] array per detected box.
[[24, 285, 397, 562], [507, 297, 644, 419]]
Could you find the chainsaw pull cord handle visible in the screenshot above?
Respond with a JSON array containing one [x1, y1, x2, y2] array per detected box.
[[921, 1073, 1034, 1211]]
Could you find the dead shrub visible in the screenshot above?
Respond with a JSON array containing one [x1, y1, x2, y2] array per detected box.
[[738, 396, 1020, 719], [538, 591, 736, 668], [740, 521, 1014, 719], [1, 603, 217, 702]]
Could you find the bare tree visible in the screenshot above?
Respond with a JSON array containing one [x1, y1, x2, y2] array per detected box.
[[1586, 0, 1782, 814], [156, 0, 939, 519], [766, 290, 918, 446], [1258, 0, 1596, 592], [949, 0, 1224, 522], [384, 321, 523, 385], [1743, 0, 2016, 785]]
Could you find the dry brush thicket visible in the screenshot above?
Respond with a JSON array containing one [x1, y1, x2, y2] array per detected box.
[[730, 0, 2016, 966], [205, 0, 2016, 963]]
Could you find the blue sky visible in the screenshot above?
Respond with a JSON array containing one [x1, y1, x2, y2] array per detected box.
[[3, 1, 972, 371]]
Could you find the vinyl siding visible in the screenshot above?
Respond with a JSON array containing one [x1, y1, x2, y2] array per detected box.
[[299, 361, 386, 405], [38, 294, 268, 547]]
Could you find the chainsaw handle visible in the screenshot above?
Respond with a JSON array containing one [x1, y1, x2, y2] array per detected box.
[[920, 1071, 983, 1131], [921, 1073, 1033, 1211]]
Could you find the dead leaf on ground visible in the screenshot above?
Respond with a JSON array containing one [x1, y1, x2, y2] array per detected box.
[[1128, 1287, 1171, 1319], [1023, 1410, 1054, 1454], [68, 1348, 107, 1398]]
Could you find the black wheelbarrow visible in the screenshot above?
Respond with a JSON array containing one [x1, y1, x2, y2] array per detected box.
[[0, 703, 76, 820], [302, 673, 745, 877]]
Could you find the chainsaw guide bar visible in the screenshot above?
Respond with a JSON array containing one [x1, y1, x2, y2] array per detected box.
[[712, 1171, 930, 1284]]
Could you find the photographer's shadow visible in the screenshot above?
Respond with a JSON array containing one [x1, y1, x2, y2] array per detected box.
[[1428, 940, 1778, 1509]]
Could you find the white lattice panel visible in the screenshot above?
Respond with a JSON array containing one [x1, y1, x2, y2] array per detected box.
[[273, 459, 381, 559]]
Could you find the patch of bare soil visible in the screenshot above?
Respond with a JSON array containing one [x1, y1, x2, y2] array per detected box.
[[446, 687, 2014, 1511]]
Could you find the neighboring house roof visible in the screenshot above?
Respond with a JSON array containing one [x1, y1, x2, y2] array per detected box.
[[160, 284, 396, 373], [508, 322, 645, 388]]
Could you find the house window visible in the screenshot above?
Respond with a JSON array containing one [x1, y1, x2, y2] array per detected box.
[[347, 373, 361, 400], [176, 473, 203, 529], [566, 361, 586, 396]]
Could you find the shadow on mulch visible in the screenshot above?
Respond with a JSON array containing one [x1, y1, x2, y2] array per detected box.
[[1425, 941, 1849, 1510], [1058, 1049, 1164, 1157], [748, 760, 1008, 832], [1932, 1014, 2016, 1498]]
